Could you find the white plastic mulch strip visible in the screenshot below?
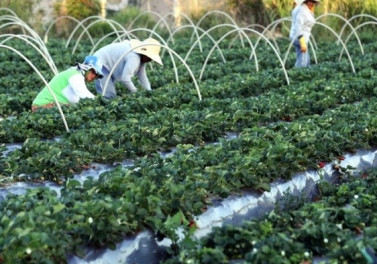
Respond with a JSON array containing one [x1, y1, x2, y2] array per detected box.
[[0, 143, 134, 200], [0, 116, 16, 122], [68, 230, 167, 264], [1, 139, 377, 263], [2, 143, 22, 157], [73, 163, 118, 183], [0, 116, 15, 122], [0, 181, 61, 201], [194, 148, 377, 238]]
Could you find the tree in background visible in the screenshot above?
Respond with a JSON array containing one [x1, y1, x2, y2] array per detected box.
[[54, 0, 101, 20], [0, 0, 41, 33], [53, 0, 101, 37], [225, 0, 270, 26], [1, 0, 376, 38]]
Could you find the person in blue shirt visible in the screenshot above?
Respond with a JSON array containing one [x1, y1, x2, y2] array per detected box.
[[290, 0, 321, 68]]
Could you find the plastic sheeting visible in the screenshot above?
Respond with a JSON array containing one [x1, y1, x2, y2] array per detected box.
[[71, 148, 377, 263], [68, 231, 169, 264], [0, 181, 61, 201], [195, 148, 377, 238], [1, 140, 377, 263]]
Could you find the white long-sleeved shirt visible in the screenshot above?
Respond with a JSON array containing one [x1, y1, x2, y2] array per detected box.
[[290, 4, 316, 42], [63, 71, 95, 103], [93, 41, 151, 92], [289, 5, 301, 40], [32, 67, 94, 106]]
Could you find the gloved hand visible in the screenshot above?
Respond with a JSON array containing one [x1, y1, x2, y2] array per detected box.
[[299, 36, 307, 53]]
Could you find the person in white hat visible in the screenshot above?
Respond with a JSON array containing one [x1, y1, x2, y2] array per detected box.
[[31, 56, 103, 111], [92, 38, 163, 98], [290, 0, 320, 68]]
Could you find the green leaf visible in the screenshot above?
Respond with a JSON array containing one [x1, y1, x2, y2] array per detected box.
[[53, 203, 65, 214], [66, 179, 81, 188]]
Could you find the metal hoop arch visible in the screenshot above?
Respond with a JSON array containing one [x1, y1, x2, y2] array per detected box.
[[0, 34, 58, 74], [200, 27, 289, 84], [0, 44, 70, 132]]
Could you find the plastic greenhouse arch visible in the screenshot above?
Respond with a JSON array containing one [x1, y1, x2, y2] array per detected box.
[[161, 12, 198, 36], [0, 34, 58, 75], [313, 21, 356, 73], [267, 17, 295, 53], [149, 12, 201, 47], [191, 10, 244, 48], [253, 17, 301, 56], [101, 42, 202, 101], [165, 25, 225, 63], [0, 15, 43, 46], [316, 13, 364, 55], [0, 14, 56, 73], [198, 27, 258, 80], [183, 23, 260, 75], [199, 27, 289, 85], [0, 7, 19, 17], [0, 14, 25, 35], [43, 16, 94, 45], [117, 28, 179, 84], [282, 21, 355, 73], [339, 21, 377, 61], [82, 28, 179, 84], [126, 28, 171, 45], [338, 14, 377, 41], [183, 23, 248, 63], [88, 30, 138, 55], [70, 17, 127, 55], [65, 16, 125, 49], [0, 44, 69, 132], [127, 10, 173, 38], [227, 23, 268, 49], [149, 12, 179, 37]]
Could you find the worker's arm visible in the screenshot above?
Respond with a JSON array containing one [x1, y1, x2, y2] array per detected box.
[[120, 55, 140, 93], [137, 63, 151, 91], [67, 73, 95, 103]]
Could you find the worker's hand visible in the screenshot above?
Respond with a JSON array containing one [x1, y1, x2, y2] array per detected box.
[[299, 36, 307, 53]]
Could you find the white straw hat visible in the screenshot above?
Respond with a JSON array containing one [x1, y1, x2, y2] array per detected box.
[[294, 0, 304, 5], [130, 38, 163, 65]]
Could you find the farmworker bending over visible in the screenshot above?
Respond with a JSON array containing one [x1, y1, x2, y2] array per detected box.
[[290, 0, 320, 68], [31, 56, 103, 111], [92, 38, 163, 98]]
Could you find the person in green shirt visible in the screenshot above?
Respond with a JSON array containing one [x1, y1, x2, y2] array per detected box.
[[31, 56, 103, 111]]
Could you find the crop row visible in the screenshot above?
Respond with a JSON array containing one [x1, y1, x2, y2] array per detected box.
[[1, 92, 377, 262], [1, 36, 377, 263], [1, 54, 376, 181], [164, 166, 377, 263], [1, 36, 376, 116]]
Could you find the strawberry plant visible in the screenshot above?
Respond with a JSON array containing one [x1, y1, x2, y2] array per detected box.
[[1, 30, 377, 263]]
